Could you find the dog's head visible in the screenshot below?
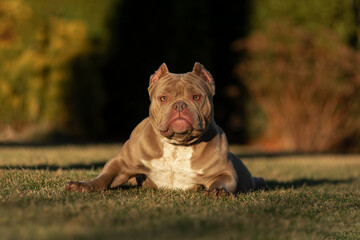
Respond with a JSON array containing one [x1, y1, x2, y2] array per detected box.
[[148, 62, 215, 145]]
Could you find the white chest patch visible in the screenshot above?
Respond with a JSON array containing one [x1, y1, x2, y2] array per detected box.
[[141, 140, 203, 190]]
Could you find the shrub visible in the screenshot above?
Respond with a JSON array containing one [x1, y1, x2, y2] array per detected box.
[[234, 21, 360, 152], [250, 0, 359, 48], [0, 1, 104, 140]]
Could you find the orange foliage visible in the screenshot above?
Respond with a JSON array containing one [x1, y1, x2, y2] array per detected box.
[[235, 21, 360, 152]]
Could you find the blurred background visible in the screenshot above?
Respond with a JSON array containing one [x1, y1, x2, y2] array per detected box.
[[0, 0, 359, 152]]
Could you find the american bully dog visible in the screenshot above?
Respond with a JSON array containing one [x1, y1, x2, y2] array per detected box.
[[65, 62, 267, 196]]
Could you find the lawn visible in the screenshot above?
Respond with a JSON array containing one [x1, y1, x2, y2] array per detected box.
[[0, 144, 359, 240]]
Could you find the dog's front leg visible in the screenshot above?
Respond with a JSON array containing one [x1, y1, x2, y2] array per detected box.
[[65, 158, 130, 193], [204, 174, 236, 197]]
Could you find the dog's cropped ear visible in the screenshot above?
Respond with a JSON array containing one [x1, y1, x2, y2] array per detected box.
[[192, 62, 215, 95], [149, 63, 169, 86]]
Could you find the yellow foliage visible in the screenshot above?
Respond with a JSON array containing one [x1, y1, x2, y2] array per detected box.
[[0, 81, 11, 96], [0, 1, 104, 139], [0, 0, 32, 46], [48, 18, 88, 53]]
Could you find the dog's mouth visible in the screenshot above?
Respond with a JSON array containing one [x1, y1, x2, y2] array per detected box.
[[169, 118, 192, 133], [159, 119, 207, 145], [154, 104, 207, 144], [160, 117, 193, 136]]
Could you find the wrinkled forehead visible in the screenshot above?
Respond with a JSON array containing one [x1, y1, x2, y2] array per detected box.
[[149, 72, 211, 97]]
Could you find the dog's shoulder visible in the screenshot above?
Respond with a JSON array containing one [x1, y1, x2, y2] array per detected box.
[[128, 117, 153, 139]]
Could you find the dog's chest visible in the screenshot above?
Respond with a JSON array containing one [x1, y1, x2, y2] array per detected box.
[[141, 141, 203, 190]]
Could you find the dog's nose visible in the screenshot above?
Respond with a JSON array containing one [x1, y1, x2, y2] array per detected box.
[[172, 101, 187, 112]]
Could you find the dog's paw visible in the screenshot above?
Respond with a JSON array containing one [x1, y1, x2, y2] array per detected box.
[[65, 181, 94, 193], [204, 187, 234, 197]]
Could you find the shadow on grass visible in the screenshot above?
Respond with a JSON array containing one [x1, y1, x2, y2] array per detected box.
[[237, 152, 353, 158], [266, 178, 354, 190], [1, 163, 354, 191], [0, 162, 107, 171]]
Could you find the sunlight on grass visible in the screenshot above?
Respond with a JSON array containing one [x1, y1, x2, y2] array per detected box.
[[0, 144, 121, 166]]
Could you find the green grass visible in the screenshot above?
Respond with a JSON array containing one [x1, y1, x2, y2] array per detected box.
[[0, 144, 359, 240]]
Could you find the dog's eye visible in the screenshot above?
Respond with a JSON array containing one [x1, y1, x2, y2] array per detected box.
[[159, 96, 168, 102], [193, 95, 201, 101]]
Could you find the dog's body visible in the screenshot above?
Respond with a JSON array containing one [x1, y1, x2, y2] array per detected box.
[[66, 63, 266, 195]]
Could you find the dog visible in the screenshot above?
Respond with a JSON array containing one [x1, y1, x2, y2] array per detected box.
[[65, 62, 267, 196]]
